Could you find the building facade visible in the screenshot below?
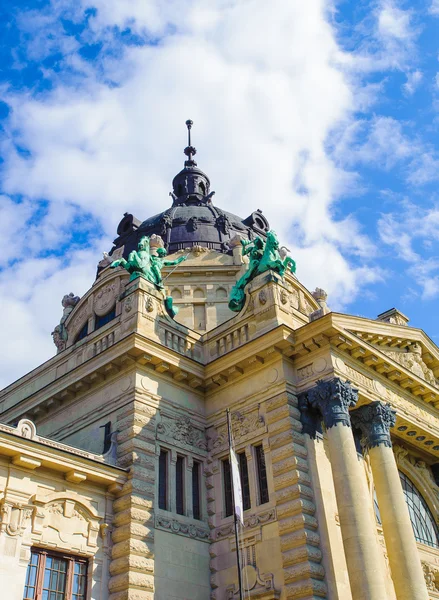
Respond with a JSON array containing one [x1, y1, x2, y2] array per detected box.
[[1, 127, 439, 599]]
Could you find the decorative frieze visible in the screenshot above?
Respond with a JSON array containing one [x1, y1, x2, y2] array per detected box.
[[155, 515, 209, 541], [214, 508, 276, 540]]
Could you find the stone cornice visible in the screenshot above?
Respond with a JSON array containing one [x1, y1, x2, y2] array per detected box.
[[0, 423, 127, 490]]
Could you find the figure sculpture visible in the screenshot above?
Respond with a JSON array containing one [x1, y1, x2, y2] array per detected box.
[[110, 236, 187, 318], [228, 231, 296, 312], [51, 293, 80, 351]]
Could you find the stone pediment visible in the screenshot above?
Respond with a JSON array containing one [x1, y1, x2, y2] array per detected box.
[[346, 327, 439, 388]]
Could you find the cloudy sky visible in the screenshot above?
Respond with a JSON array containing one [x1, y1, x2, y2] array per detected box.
[[0, 0, 439, 388]]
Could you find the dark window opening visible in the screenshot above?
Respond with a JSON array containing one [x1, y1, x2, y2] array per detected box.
[[176, 455, 185, 515], [255, 445, 269, 505], [192, 461, 201, 520], [223, 459, 233, 518], [74, 322, 88, 343], [199, 182, 206, 195], [239, 452, 251, 511], [223, 452, 251, 518], [100, 422, 112, 454], [94, 307, 116, 330], [159, 450, 168, 510], [23, 549, 87, 600]]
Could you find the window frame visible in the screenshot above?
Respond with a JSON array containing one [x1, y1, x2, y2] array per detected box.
[[23, 548, 89, 600]]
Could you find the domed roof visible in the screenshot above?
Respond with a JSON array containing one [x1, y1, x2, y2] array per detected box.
[[106, 121, 271, 263]]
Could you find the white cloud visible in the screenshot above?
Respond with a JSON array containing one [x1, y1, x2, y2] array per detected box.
[[378, 2, 413, 40], [430, 0, 439, 15], [379, 202, 439, 299], [0, 0, 394, 387], [403, 70, 423, 95]]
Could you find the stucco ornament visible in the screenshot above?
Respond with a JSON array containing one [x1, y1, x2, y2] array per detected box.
[[111, 235, 187, 318], [51, 292, 80, 352], [228, 230, 296, 312]]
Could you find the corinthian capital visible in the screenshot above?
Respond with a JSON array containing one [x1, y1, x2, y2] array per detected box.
[[350, 401, 396, 449], [307, 378, 358, 429]]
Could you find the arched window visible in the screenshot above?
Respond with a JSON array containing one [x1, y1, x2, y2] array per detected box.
[[74, 322, 88, 344], [95, 307, 116, 330], [399, 471, 439, 548], [171, 288, 182, 300]]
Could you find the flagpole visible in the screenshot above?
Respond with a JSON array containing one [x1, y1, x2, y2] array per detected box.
[[227, 408, 244, 600]]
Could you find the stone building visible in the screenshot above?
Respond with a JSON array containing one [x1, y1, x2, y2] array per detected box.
[[1, 124, 439, 600]]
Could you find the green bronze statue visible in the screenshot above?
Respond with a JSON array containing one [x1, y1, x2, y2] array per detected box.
[[229, 230, 296, 312], [110, 236, 187, 318]]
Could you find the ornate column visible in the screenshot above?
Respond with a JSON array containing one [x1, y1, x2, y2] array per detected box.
[[351, 402, 429, 600], [303, 378, 388, 600]]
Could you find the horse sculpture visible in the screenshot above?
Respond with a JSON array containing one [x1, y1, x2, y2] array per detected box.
[[228, 230, 296, 312], [110, 236, 186, 317]]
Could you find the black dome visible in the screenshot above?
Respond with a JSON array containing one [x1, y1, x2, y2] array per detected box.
[[105, 121, 271, 264]]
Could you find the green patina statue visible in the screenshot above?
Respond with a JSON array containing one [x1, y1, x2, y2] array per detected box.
[[110, 236, 187, 318], [229, 230, 296, 312]]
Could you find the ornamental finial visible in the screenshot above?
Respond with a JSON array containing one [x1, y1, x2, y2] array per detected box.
[[184, 119, 197, 167]]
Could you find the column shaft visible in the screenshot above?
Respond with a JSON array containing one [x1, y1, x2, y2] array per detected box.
[[326, 423, 388, 600], [370, 445, 428, 600]]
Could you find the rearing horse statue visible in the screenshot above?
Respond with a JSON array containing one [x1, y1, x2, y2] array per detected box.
[[228, 230, 296, 312]]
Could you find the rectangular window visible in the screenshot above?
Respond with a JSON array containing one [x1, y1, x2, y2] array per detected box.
[[223, 458, 233, 517], [192, 461, 201, 520], [255, 445, 269, 505], [159, 449, 168, 510], [23, 550, 87, 600], [223, 452, 251, 518], [239, 452, 251, 511], [176, 455, 185, 515]]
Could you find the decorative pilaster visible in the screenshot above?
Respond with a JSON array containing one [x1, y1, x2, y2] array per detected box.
[[300, 379, 388, 600], [351, 401, 429, 600]]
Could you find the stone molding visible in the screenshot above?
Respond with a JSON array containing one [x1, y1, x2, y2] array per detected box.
[[350, 401, 396, 449], [155, 514, 209, 541]]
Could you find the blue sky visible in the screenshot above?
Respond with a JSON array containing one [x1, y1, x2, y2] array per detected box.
[[0, 0, 439, 387]]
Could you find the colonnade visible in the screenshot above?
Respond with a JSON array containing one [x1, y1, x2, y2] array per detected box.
[[300, 378, 428, 600]]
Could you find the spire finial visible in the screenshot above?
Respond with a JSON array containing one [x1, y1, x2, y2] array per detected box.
[[184, 119, 197, 167]]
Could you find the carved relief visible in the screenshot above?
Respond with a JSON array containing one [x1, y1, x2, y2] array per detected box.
[[208, 409, 266, 454], [32, 496, 101, 550], [94, 280, 120, 316], [16, 419, 37, 440], [157, 415, 207, 453], [380, 343, 437, 387], [422, 561, 439, 591], [214, 508, 276, 539], [0, 502, 34, 536]]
